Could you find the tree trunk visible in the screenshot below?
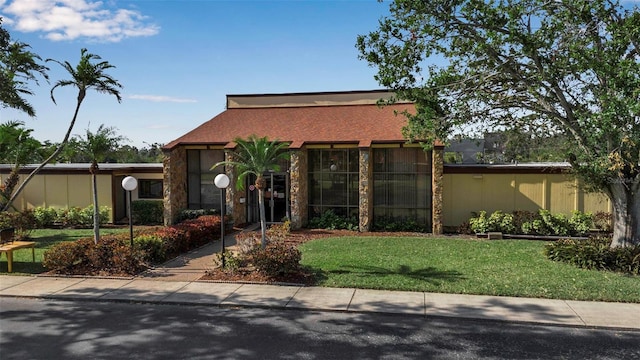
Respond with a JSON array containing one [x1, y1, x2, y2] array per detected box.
[[258, 188, 267, 249], [255, 175, 267, 249], [608, 181, 640, 248], [2, 97, 84, 212], [91, 162, 100, 244]]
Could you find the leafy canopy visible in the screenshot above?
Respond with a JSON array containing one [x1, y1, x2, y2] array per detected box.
[[357, 0, 640, 192]]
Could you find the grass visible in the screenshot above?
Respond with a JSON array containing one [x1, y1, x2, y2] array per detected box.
[[299, 236, 640, 303], [0, 228, 128, 274]]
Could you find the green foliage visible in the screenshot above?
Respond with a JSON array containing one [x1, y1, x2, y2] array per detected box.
[[469, 209, 601, 236], [33, 207, 57, 228], [251, 241, 302, 278], [46, 205, 110, 228], [372, 216, 427, 232], [178, 208, 218, 222], [132, 200, 164, 225], [133, 234, 166, 264], [357, 0, 640, 246], [545, 236, 640, 275], [308, 209, 358, 230], [0, 209, 36, 238]]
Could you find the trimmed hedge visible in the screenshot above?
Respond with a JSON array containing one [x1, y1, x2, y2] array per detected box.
[[43, 215, 223, 276], [132, 200, 163, 225], [545, 236, 640, 275]]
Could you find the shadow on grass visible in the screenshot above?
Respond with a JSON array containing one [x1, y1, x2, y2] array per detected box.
[[317, 265, 465, 285]]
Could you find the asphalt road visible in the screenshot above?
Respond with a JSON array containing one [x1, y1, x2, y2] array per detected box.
[[1, 297, 639, 360]]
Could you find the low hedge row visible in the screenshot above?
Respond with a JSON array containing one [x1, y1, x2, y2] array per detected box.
[[468, 209, 612, 236], [545, 236, 640, 275], [43, 215, 223, 276]]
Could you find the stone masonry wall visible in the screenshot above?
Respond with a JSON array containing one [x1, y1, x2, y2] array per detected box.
[[163, 147, 187, 225], [289, 149, 308, 229], [359, 148, 373, 232]]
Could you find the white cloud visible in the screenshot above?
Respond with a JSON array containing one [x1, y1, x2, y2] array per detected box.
[[0, 0, 159, 42], [129, 94, 198, 103]]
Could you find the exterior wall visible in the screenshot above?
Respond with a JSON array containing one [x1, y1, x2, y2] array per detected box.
[[442, 172, 611, 228], [432, 147, 444, 235], [358, 148, 372, 231], [163, 147, 188, 225], [289, 148, 308, 229], [0, 173, 114, 221]]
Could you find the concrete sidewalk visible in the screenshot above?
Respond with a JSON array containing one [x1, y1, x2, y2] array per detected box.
[[1, 274, 639, 331]]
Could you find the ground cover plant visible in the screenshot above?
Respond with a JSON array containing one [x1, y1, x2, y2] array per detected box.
[[298, 235, 640, 302]]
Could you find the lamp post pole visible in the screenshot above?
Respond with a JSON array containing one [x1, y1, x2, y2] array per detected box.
[[214, 173, 230, 267], [121, 176, 138, 248]]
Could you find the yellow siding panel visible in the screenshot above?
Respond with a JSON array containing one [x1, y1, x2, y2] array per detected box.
[[44, 175, 68, 208], [22, 174, 45, 209], [583, 192, 611, 214], [514, 174, 544, 211], [548, 174, 576, 214], [67, 175, 92, 208], [482, 174, 515, 213]]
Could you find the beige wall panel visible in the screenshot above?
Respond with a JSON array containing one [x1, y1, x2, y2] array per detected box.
[[548, 174, 576, 214], [514, 174, 545, 211], [583, 191, 611, 214], [443, 174, 483, 226], [44, 175, 68, 208], [22, 174, 46, 209], [67, 175, 93, 208], [481, 174, 515, 213]]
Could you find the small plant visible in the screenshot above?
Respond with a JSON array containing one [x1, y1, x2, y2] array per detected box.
[[178, 208, 218, 221], [469, 211, 489, 233], [250, 240, 302, 278], [267, 220, 291, 241], [134, 234, 166, 264], [593, 211, 613, 232], [308, 209, 358, 230], [33, 207, 58, 227]]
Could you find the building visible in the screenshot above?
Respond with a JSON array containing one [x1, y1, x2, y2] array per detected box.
[[162, 90, 445, 233], [0, 163, 163, 223]]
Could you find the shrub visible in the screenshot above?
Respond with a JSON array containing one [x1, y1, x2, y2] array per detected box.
[[250, 241, 302, 278], [178, 209, 218, 221], [132, 200, 164, 225], [372, 217, 428, 232], [309, 209, 358, 230], [0, 210, 37, 238], [593, 211, 613, 232], [43, 235, 145, 276], [267, 220, 291, 241], [469, 211, 489, 233], [34, 207, 58, 227], [545, 236, 640, 275], [568, 210, 593, 236], [134, 234, 166, 264]]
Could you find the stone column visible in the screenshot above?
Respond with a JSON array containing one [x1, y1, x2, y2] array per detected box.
[[432, 146, 444, 235], [224, 151, 246, 225], [289, 148, 308, 230], [359, 148, 373, 232], [162, 146, 187, 225]]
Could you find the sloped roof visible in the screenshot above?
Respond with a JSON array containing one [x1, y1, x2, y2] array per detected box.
[[163, 103, 416, 150]]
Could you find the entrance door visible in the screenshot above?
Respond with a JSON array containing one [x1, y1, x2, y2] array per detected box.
[[247, 172, 290, 224]]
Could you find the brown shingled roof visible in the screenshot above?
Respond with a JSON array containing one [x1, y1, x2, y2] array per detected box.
[[163, 103, 416, 149]]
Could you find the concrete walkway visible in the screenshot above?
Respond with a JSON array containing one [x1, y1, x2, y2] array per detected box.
[[1, 229, 639, 331]]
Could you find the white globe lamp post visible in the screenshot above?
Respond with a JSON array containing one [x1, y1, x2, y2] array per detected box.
[[214, 173, 230, 267], [121, 176, 138, 247]]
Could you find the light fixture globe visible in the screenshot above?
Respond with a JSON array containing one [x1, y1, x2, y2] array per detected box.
[[122, 176, 138, 191], [214, 173, 230, 189]]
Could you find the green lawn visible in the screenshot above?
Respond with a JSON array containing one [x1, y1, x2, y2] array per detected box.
[[0, 228, 128, 274], [300, 236, 640, 303]]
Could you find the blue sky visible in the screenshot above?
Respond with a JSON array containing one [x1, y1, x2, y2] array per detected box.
[[0, 0, 390, 148]]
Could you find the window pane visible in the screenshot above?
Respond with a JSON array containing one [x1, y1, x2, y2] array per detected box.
[[139, 179, 163, 199]]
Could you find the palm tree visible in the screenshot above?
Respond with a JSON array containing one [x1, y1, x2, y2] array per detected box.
[[0, 20, 49, 116], [2, 48, 122, 212], [78, 124, 126, 243], [213, 135, 290, 248]]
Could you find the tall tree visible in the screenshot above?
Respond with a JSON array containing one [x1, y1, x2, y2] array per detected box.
[[357, 0, 640, 247], [2, 48, 123, 212], [0, 18, 48, 116], [213, 135, 290, 248], [78, 124, 126, 243], [0, 121, 42, 209]]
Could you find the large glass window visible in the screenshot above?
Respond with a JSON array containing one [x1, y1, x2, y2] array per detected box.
[[308, 148, 359, 219], [138, 179, 163, 199], [187, 149, 225, 210], [373, 148, 432, 228]]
